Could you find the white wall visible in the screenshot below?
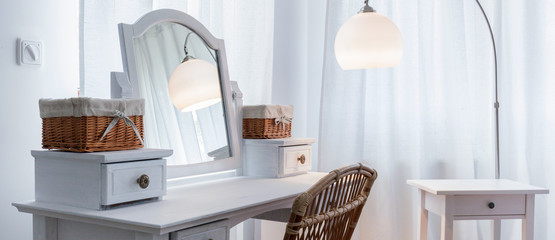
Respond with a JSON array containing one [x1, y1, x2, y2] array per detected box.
[[0, 0, 79, 239]]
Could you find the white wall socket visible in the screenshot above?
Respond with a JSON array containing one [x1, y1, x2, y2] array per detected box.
[[18, 39, 42, 66]]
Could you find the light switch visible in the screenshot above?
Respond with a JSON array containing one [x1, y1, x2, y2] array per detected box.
[[18, 39, 42, 66]]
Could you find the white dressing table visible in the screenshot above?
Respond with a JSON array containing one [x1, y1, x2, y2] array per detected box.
[[13, 8, 323, 240], [14, 172, 326, 240]]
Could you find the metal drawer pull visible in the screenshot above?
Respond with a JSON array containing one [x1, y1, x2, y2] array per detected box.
[[137, 174, 150, 189], [297, 154, 306, 164], [488, 202, 495, 209]]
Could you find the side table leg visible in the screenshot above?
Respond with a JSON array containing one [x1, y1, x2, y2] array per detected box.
[[441, 195, 454, 240], [420, 190, 428, 240], [522, 194, 535, 240], [492, 219, 501, 240], [440, 214, 454, 240]]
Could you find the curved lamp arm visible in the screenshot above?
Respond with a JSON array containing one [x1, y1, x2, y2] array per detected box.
[[475, 0, 500, 179], [182, 32, 217, 63]]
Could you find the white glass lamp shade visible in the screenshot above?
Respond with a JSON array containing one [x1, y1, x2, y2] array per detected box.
[[335, 12, 403, 69], [168, 58, 221, 112]]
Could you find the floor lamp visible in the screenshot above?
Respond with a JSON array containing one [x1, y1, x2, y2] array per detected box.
[[335, 0, 500, 179]]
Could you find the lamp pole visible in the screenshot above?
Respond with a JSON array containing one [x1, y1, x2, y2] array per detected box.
[[474, 0, 500, 179]]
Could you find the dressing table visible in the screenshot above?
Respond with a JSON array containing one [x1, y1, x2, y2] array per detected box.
[[13, 9, 320, 240], [14, 172, 325, 240]]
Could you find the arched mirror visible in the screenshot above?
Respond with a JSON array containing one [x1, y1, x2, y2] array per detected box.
[[112, 9, 240, 178]]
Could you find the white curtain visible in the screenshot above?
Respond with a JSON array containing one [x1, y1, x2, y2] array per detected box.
[[320, 0, 554, 239], [496, 1, 555, 239], [81, 0, 274, 105]]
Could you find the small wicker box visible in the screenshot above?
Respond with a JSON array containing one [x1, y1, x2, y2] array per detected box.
[[242, 105, 293, 139], [39, 97, 145, 152]]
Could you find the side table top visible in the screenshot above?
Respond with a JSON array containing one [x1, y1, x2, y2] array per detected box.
[[407, 179, 549, 195]]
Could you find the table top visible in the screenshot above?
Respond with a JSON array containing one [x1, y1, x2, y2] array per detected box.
[[14, 172, 327, 235], [407, 179, 550, 195], [243, 137, 315, 146], [31, 148, 174, 163]]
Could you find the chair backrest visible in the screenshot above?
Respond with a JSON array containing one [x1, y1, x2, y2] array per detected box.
[[283, 163, 377, 240]]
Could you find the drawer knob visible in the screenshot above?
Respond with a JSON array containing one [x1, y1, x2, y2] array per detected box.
[[488, 202, 495, 209], [137, 174, 150, 189], [297, 154, 306, 164]]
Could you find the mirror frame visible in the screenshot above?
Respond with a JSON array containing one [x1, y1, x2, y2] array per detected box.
[[113, 9, 241, 178]]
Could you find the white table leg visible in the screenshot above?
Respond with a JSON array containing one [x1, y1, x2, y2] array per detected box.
[[420, 190, 428, 240], [522, 194, 535, 240], [440, 215, 454, 240], [243, 219, 261, 240], [441, 195, 454, 240], [492, 219, 501, 240]]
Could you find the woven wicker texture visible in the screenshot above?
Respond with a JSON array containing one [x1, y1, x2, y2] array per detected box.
[[283, 163, 377, 240], [42, 115, 144, 152], [243, 118, 292, 139]]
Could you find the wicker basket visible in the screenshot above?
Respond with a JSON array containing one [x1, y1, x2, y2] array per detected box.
[[242, 105, 293, 139], [40, 98, 145, 152]]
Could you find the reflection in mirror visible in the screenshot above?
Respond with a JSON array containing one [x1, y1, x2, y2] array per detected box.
[[132, 22, 230, 165], [169, 32, 221, 112]]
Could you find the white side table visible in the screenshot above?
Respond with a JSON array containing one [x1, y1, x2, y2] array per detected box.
[[407, 179, 549, 240]]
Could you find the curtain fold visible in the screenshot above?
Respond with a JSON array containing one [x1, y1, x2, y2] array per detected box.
[[320, 0, 554, 239], [496, 1, 555, 239]]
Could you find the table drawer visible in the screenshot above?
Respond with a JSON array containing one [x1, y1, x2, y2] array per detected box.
[[453, 194, 525, 216], [279, 145, 312, 177], [171, 220, 229, 240], [102, 159, 166, 205], [172, 227, 226, 240]]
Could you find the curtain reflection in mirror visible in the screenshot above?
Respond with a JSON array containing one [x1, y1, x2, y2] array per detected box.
[[133, 22, 229, 165]]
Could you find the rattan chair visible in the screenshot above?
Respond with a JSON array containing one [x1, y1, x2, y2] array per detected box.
[[283, 163, 377, 240]]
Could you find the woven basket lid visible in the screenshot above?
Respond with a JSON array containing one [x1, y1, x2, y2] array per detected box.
[[243, 105, 293, 119], [39, 97, 144, 118]]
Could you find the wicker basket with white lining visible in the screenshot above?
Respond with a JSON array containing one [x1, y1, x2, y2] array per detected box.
[[39, 97, 145, 152], [242, 105, 293, 139]]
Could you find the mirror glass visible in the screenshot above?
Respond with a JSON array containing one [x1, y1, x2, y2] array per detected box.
[[132, 21, 230, 165]]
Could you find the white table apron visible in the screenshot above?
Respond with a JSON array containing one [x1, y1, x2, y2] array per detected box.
[[407, 179, 549, 240]]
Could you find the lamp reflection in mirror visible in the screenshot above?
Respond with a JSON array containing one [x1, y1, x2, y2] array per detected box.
[[168, 33, 221, 112], [334, 0, 403, 69]]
